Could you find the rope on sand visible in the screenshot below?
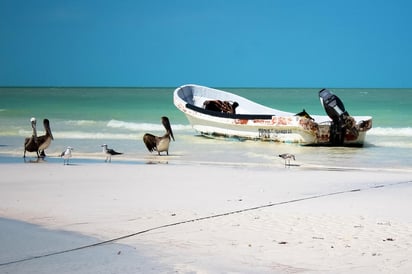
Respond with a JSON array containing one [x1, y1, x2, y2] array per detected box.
[[1, 180, 411, 267]]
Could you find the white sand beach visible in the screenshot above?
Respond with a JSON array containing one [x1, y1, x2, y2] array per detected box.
[[1, 161, 412, 273]]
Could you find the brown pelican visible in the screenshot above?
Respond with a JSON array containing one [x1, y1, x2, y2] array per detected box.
[[101, 144, 123, 162], [23, 117, 39, 158], [37, 119, 54, 158], [60, 146, 73, 165], [143, 116, 175, 155], [279, 153, 295, 167]]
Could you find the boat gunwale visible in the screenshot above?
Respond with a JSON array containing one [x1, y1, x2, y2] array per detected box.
[[175, 84, 372, 123]]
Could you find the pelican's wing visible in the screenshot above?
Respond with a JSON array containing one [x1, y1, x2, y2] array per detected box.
[[143, 133, 157, 152], [161, 116, 175, 141], [37, 135, 46, 144], [24, 137, 31, 148], [24, 136, 39, 152]]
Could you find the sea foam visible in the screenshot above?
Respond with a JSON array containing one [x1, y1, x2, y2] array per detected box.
[[369, 127, 412, 137], [106, 119, 191, 131]]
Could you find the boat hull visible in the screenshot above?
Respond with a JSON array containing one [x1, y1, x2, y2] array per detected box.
[[174, 84, 372, 146]]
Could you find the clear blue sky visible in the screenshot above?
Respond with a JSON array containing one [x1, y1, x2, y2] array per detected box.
[[1, 0, 411, 88]]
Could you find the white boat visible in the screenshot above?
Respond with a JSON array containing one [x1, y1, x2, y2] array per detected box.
[[173, 84, 372, 146]]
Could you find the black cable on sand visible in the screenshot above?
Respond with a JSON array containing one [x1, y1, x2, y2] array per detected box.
[[1, 180, 410, 267]]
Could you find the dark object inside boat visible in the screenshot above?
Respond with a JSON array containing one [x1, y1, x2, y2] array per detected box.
[[203, 100, 239, 114], [319, 89, 356, 145], [188, 103, 275, 120]]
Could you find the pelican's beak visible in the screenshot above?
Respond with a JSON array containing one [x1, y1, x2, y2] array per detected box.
[[31, 119, 37, 132], [162, 116, 175, 141], [170, 129, 175, 141]]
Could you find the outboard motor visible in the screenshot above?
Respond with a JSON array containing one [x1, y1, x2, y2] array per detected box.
[[319, 89, 355, 145]]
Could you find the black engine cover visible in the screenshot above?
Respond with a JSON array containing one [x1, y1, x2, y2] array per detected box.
[[319, 88, 348, 122]]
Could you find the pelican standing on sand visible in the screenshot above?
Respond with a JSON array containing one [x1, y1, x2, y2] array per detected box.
[[279, 153, 295, 167], [24, 117, 39, 158], [143, 116, 175, 156], [37, 119, 54, 158], [101, 144, 123, 162], [60, 146, 73, 165]]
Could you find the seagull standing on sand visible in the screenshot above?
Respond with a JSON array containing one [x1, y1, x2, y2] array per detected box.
[[60, 146, 73, 165], [279, 153, 296, 167], [101, 144, 123, 163], [143, 116, 175, 156]]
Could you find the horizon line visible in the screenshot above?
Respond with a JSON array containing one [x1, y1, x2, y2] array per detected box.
[[0, 85, 410, 89]]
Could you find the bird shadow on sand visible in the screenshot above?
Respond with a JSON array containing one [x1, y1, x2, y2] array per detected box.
[[145, 161, 169, 165], [283, 163, 301, 168], [143, 153, 181, 165], [24, 158, 47, 164]]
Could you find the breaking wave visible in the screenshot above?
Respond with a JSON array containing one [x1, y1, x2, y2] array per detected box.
[[369, 127, 412, 137], [12, 119, 192, 140], [106, 119, 191, 131], [53, 131, 139, 140], [367, 127, 412, 149], [65, 120, 99, 126]]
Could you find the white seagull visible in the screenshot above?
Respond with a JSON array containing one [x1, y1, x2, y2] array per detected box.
[[279, 153, 295, 167], [101, 144, 123, 163], [61, 146, 73, 165]]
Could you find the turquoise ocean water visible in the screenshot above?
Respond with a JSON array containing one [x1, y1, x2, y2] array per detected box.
[[0, 87, 411, 169]]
